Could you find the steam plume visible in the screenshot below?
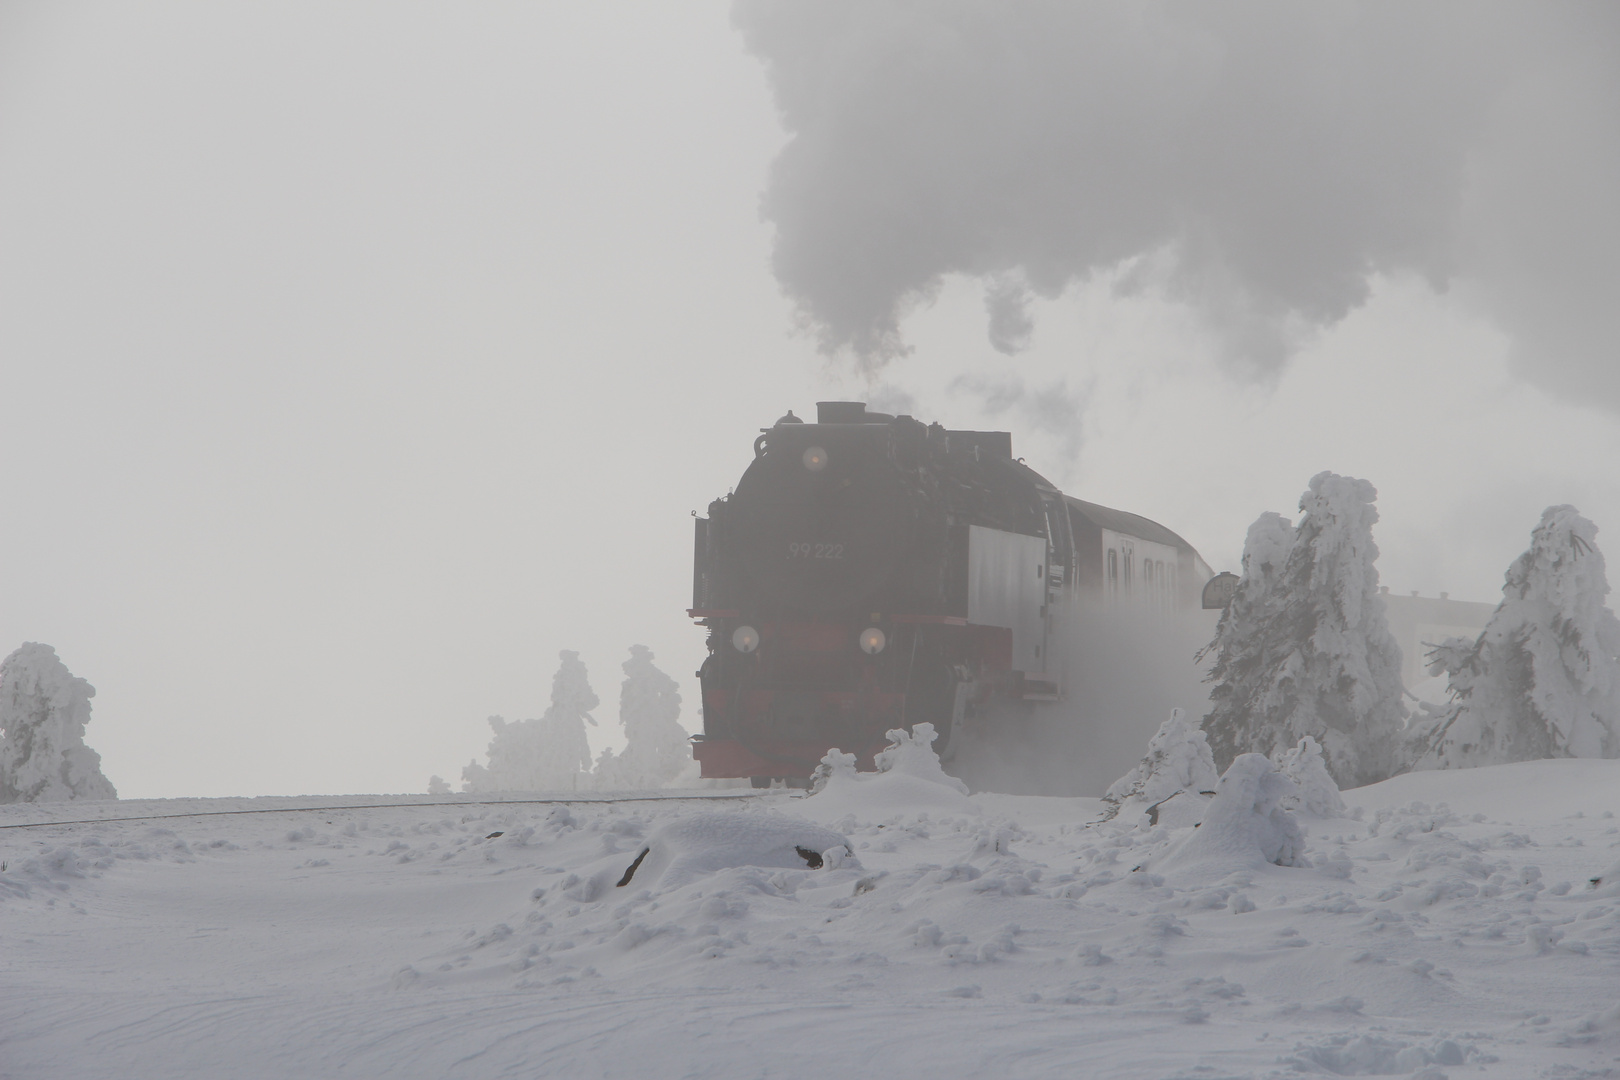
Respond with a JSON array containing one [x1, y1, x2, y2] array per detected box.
[[735, 1, 1620, 402]]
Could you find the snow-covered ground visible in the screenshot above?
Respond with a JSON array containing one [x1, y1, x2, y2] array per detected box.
[[5, 764, 1620, 1079]]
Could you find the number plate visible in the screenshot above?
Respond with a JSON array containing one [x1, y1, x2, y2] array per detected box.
[[787, 542, 845, 560]]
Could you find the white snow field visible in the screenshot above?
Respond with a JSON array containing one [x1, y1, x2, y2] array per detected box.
[[5, 765, 1620, 1080]]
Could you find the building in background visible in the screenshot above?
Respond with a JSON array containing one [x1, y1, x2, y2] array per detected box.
[[1380, 589, 1495, 688]]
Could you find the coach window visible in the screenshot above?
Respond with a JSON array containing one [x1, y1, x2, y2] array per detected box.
[[1107, 549, 1117, 592], [1143, 560, 1153, 588], [1124, 552, 1132, 589]]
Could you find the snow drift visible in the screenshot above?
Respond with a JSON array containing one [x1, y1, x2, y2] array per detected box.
[[614, 811, 851, 892]]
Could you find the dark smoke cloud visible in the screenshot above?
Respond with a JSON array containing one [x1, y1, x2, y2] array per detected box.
[[735, 1, 1620, 399]]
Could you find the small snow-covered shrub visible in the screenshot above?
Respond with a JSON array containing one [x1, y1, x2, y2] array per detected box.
[[0, 643, 116, 803], [810, 748, 858, 794], [1271, 736, 1347, 817], [1159, 754, 1306, 876], [798, 724, 973, 823], [1103, 708, 1219, 824], [874, 723, 969, 794]]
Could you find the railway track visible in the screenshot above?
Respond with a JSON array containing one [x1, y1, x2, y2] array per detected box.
[[0, 790, 775, 832]]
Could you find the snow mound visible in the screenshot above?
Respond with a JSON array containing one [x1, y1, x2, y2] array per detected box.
[[614, 811, 851, 892], [797, 723, 974, 824], [1158, 754, 1307, 877], [1283, 1033, 1476, 1075], [1272, 736, 1348, 818], [1102, 708, 1219, 826]]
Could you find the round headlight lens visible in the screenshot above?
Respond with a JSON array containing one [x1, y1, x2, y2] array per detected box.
[[802, 446, 828, 472], [732, 625, 760, 653], [858, 627, 886, 655]]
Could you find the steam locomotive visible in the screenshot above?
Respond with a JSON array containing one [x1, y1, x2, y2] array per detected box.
[[688, 401, 1212, 786]]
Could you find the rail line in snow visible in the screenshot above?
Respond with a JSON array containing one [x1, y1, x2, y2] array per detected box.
[[0, 791, 774, 832]]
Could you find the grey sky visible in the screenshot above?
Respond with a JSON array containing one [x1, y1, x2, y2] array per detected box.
[[1, 2, 1617, 797]]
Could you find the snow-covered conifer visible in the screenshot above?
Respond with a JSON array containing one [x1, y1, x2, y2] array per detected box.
[[593, 646, 696, 790], [0, 643, 117, 803], [1102, 708, 1219, 823], [1412, 506, 1620, 768], [462, 650, 598, 792], [426, 775, 451, 795], [1201, 473, 1406, 788]]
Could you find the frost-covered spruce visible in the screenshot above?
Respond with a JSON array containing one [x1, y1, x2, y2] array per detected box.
[[593, 645, 696, 790], [1201, 473, 1406, 788], [0, 643, 117, 803], [1102, 708, 1219, 822], [462, 650, 598, 792], [1412, 506, 1620, 768]]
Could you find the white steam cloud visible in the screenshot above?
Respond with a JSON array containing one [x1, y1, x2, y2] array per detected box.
[[735, 1, 1620, 402]]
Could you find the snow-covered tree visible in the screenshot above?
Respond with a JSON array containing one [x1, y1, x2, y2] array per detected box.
[[462, 650, 598, 792], [0, 643, 117, 803], [593, 645, 696, 790], [1411, 506, 1620, 769], [1201, 472, 1406, 788]]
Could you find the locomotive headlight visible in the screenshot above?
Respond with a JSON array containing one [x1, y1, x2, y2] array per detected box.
[[802, 446, 828, 472], [858, 627, 887, 655], [732, 625, 760, 653]]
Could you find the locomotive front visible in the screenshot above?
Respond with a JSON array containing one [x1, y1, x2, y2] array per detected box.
[[690, 402, 1066, 785]]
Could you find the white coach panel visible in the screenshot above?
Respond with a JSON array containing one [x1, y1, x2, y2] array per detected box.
[[967, 525, 1048, 674]]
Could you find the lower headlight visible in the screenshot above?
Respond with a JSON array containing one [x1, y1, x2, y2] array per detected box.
[[858, 627, 886, 655], [732, 625, 760, 653]]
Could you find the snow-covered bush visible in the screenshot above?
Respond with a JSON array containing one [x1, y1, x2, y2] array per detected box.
[[0, 643, 117, 803], [426, 775, 451, 795], [1410, 506, 1620, 769], [462, 650, 598, 792], [1271, 736, 1347, 817], [809, 747, 859, 794], [1159, 754, 1307, 875], [873, 723, 969, 794], [798, 724, 974, 823], [1102, 708, 1219, 825], [1201, 473, 1406, 788], [592, 645, 697, 790]]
